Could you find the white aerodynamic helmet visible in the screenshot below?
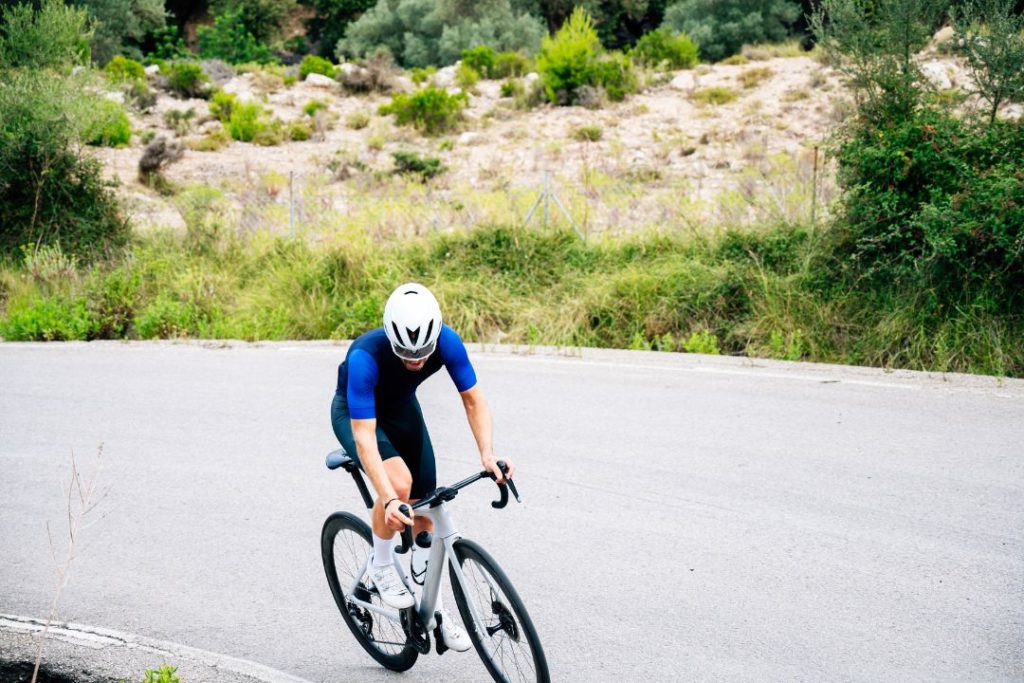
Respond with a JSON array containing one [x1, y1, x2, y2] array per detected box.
[[383, 282, 443, 361]]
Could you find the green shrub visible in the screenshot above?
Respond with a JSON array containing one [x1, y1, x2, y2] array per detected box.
[[338, 0, 547, 68], [952, 0, 1024, 123], [681, 329, 720, 354], [592, 52, 637, 102], [631, 29, 699, 69], [284, 34, 309, 55], [662, 0, 801, 62], [136, 294, 201, 339], [0, 0, 92, 70], [832, 109, 1024, 311], [379, 85, 468, 136], [227, 101, 276, 142], [410, 66, 437, 85], [105, 55, 147, 83], [536, 8, 638, 106], [163, 108, 196, 137], [85, 0, 167, 65], [288, 119, 313, 141], [142, 664, 180, 683], [167, 62, 210, 98], [197, 7, 277, 65], [392, 150, 445, 180], [810, 0, 945, 122], [455, 63, 480, 90], [188, 127, 232, 151], [209, 90, 238, 122], [738, 66, 773, 89], [461, 45, 496, 77], [300, 54, 336, 79], [209, 0, 296, 44], [692, 86, 737, 105], [500, 78, 523, 98], [304, 99, 329, 117], [0, 74, 127, 262], [572, 124, 602, 141], [344, 109, 370, 129], [82, 99, 132, 147], [0, 294, 96, 341], [148, 24, 190, 60], [493, 51, 531, 78]]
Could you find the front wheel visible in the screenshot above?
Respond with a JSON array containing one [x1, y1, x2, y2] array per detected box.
[[321, 511, 418, 672], [449, 539, 550, 683]]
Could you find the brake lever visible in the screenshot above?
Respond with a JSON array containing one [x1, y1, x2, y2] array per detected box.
[[489, 461, 521, 509]]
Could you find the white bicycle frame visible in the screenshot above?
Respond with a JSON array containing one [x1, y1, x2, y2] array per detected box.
[[342, 501, 498, 642]]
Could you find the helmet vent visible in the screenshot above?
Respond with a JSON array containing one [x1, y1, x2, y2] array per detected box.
[[391, 321, 404, 344], [424, 319, 434, 343], [407, 327, 421, 344]]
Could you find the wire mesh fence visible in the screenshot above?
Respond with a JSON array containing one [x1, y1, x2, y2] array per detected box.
[[198, 143, 837, 242]]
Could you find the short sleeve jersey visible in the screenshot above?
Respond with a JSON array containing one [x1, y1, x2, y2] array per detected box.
[[336, 325, 477, 419]]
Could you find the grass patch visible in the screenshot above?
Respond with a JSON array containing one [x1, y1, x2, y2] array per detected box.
[[572, 125, 603, 142], [692, 86, 738, 105], [1, 224, 1017, 376], [738, 67, 773, 89]]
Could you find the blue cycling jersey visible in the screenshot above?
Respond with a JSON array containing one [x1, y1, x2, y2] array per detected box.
[[336, 325, 477, 420]]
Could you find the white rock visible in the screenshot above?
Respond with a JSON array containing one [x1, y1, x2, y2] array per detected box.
[[1004, 103, 1023, 120], [920, 61, 952, 90], [669, 71, 696, 91], [933, 26, 954, 45], [304, 72, 336, 87], [391, 75, 415, 93], [524, 72, 539, 83], [457, 132, 483, 146], [104, 90, 126, 104], [221, 77, 257, 102], [338, 62, 360, 77], [144, 64, 161, 76], [434, 65, 458, 88]]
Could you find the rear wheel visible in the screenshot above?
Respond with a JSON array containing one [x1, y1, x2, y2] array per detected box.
[[321, 512, 418, 672], [449, 539, 550, 683]]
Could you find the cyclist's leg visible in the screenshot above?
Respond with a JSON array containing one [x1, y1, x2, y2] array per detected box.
[[378, 397, 436, 537], [331, 393, 414, 541]]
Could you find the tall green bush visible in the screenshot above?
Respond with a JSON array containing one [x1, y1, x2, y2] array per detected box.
[[208, 0, 296, 44], [0, 74, 129, 260], [197, 8, 277, 65], [300, 54, 336, 79], [952, 0, 1024, 123], [337, 0, 546, 67], [81, 0, 167, 65], [810, 0, 946, 122], [536, 8, 638, 105], [662, 0, 801, 62], [0, 0, 93, 69]]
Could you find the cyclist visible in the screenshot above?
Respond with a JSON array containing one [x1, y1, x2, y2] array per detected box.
[[331, 282, 515, 653]]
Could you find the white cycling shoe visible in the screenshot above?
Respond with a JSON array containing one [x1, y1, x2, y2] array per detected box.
[[368, 561, 415, 610], [437, 610, 472, 652]]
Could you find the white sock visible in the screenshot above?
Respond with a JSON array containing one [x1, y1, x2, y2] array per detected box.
[[372, 533, 394, 568]]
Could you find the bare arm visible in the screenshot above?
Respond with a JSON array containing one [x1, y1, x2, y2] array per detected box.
[[460, 385, 515, 481]]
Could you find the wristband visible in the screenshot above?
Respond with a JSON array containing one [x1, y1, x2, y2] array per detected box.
[[385, 497, 401, 510]]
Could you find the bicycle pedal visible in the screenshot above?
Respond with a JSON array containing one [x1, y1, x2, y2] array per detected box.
[[433, 611, 448, 656]]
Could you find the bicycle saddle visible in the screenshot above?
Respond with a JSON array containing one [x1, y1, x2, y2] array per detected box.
[[325, 447, 356, 471]]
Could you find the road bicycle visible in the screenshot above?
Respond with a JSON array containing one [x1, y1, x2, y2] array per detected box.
[[321, 447, 550, 683]]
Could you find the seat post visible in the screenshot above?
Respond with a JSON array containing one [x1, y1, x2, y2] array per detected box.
[[348, 467, 375, 510]]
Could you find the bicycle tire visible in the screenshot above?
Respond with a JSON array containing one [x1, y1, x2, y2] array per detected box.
[[321, 511, 418, 672], [449, 538, 550, 683]]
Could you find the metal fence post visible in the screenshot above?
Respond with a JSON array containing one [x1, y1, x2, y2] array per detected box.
[[810, 146, 819, 228]]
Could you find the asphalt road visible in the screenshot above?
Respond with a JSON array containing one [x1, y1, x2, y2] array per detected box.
[[1, 341, 1022, 682]]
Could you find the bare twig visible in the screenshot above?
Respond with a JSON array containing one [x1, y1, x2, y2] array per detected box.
[[32, 444, 105, 683]]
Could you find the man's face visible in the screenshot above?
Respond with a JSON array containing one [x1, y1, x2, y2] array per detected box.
[[402, 357, 427, 371]]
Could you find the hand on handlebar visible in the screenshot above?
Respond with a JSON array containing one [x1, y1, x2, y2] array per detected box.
[[384, 498, 413, 531], [483, 456, 515, 483]]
